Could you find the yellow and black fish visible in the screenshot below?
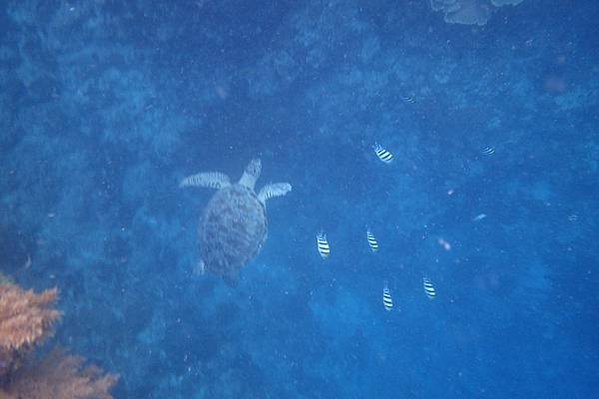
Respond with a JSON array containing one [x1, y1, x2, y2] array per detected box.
[[316, 232, 330, 259], [481, 146, 495, 156], [383, 283, 394, 311], [366, 229, 379, 252], [423, 277, 436, 300], [373, 143, 394, 163]]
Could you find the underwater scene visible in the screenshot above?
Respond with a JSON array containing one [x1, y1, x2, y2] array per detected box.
[[0, 0, 598, 398]]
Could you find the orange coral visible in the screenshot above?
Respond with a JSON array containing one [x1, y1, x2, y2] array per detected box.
[[0, 284, 61, 349], [0, 284, 61, 380], [0, 283, 118, 398], [2, 349, 118, 399]]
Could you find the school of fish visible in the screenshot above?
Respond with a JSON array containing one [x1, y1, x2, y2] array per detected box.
[[308, 143, 468, 313]]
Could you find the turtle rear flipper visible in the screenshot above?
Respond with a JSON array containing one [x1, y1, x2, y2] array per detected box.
[[258, 183, 292, 204], [192, 260, 206, 276], [222, 270, 240, 287], [180, 172, 231, 189]]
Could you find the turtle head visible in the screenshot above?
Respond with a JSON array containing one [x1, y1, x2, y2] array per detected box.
[[239, 158, 262, 189], [246, 158, 262, 177]]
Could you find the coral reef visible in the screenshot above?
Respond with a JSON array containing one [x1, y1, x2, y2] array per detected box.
[[0, 283, 117, 398], [429, 0, 524, 25], [0, 283, 61, 381], [1, 349, 118, 399]]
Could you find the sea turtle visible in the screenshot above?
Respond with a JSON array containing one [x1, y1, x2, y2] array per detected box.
[[180, 159, 291, 285]]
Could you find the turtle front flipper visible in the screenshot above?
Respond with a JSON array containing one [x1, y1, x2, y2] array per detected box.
[[179, 172, 231, 189], [258, 182, 292, 204]]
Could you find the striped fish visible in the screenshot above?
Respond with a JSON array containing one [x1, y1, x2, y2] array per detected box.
[[423, 277, 436, 300], [481, 146, 495, 156], [366, 229, 379, 252], [316, 232, 330, 259], [373, 143, 394, 163], [382, 283, 394, 311]]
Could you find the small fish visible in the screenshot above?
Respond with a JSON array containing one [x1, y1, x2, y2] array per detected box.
[[366, 229, 379, 252], [373, 143, 394, 163], [316, 232, 330, 259], [481, 146, 495, 156], [473, 213, 487, 222], [383, 283, 394, 311], [423, 277, 436, 299], [437, 238, 451, 251]]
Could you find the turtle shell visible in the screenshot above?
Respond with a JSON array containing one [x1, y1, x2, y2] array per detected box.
[[198, 184, 267, 284]]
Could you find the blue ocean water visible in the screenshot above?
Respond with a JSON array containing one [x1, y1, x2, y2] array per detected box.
[[0, 0, 598, 397]]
